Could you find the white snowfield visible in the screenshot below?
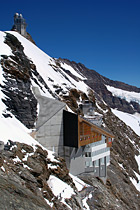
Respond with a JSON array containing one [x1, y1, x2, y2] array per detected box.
[[106, 85, 140, 104]]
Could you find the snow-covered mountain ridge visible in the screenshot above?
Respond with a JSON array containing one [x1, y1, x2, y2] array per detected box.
[[59, 58, 140, 114], [0, 31, 140, 209]]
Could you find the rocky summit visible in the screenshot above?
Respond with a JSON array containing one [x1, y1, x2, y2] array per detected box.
[[0, 30, 140, 209]]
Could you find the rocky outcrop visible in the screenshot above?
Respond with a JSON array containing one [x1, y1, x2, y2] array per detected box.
[[0, 175, 51, 210], [0, 33, 37, 128], [0, 33, 57, 128], [0, 141, 89, 209]]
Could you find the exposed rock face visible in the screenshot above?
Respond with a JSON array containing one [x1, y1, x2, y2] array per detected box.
[[62, 88, 94, 114], [0, 33, 37, 128], [0, 33, 56, 128], [0, 175, 51, 210], [0, 141, 89, 209]]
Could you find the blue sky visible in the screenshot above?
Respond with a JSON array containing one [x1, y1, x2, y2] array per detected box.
[[0, 0, 140, 87]]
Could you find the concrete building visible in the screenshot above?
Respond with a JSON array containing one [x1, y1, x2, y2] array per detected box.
[[34, 88, 114, 179], [12, 13, 27, 36]]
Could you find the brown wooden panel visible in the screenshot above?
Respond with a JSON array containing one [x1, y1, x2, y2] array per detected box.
[[78, 116, 114, 147]]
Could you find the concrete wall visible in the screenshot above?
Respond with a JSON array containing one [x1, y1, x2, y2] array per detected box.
[[34, 87, 65, 155], [36, 108, 64, 154], [69, 147, 85, 175]]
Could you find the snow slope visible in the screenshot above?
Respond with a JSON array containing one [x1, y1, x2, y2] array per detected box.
[[7, 31, 89, 97], [0, 31, 11, 56], [111, 109, 140, 136]]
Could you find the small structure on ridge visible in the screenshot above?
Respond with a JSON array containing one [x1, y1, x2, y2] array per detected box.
[[12, 13, 27, 36]]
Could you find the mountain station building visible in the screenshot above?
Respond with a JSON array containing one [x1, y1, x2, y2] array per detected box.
[[34, 88, 114, 180]]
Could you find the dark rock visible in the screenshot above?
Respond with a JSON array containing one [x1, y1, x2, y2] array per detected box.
[[0, 33, 38, 128], [0, 176, 51, 210], [26, 156, 44, 175], [20, 168, 37, 183], [35, 145, 48, 158], [4, 140, 16, 151], [0, 155, 4, 167], [17, 142, 34, 153]]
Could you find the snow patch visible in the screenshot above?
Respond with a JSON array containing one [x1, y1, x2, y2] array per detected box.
[[82, 193, 92, 210], [0, 31, 12, 56], [60, 62, 86, 80], [7, 31, 89, 98], [1, 166, 5, 172], [130, 171, 140, 192], [135, 155, 140, 173], [111, 109, 140, 136], [106, 85, 140, 104], [47, 175, 75, 199]]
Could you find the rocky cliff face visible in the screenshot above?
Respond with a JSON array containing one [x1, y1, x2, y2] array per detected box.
[[91, 101, 140, 210], [0, 141, 93, 209], [0, 33, 56, 128], [0, 33, 37, 128]]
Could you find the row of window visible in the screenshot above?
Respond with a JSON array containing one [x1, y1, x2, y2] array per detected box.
[[85, 147, 109, 157], [15, 19, 26, 24], [80, 134, 101, 141]]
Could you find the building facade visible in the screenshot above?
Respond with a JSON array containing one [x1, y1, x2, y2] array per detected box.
[[34, 88, 114, 179]]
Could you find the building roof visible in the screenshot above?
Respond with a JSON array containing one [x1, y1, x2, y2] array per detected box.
[[79, 116, 115, 138]]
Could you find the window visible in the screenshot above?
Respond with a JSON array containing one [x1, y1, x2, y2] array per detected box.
[[85, 161, 90, 167], [85, 161, 93, 167], [100, 157, 105, 165], [95, 160, 99, 167], [89, 161, 93, 167], [85, 152, 91, 157], [108, 138, 112, 143]]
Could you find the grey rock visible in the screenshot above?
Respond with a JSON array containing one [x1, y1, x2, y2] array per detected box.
[[0, 176, 51, 210], [0, 141, 4, 151]]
